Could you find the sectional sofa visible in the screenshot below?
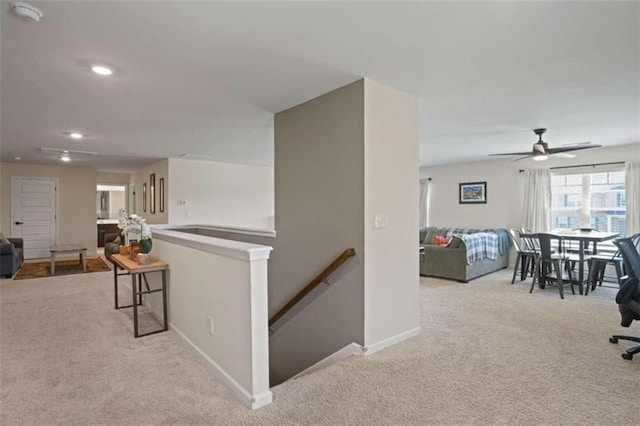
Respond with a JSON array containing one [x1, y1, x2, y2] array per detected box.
[[419, 227, 510, 282]]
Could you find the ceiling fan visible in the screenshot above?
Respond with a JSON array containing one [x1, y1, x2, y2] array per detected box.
[[490, 128, 602, 161]]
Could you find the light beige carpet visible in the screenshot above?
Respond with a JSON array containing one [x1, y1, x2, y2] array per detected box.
[[1, 267, 639, 425]]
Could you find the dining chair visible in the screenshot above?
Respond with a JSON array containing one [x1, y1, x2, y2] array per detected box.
[[587, 233, 640, 295], [508, 229, 538, 284], [529, 233, 576, 299]]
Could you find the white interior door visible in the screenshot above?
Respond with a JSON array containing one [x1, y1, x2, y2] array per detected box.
[[11, 177, 57, 259]]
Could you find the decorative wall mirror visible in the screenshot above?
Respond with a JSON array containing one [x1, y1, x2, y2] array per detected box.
[[142, 182, 147, 212], [159, 178, 165, 213], [150, 173, 156, 214]]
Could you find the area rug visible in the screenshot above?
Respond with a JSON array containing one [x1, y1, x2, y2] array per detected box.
[[14, 258, 111, 280]]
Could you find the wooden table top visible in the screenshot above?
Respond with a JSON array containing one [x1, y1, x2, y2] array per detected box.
[[111, 254, 168, 273]]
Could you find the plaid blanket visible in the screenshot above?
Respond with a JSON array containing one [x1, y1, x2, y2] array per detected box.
[[426, 227, 511, 265], [454, 233, 499, 265]]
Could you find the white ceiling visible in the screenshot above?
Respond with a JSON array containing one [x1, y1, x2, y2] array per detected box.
[[1, 1, 638, 171]]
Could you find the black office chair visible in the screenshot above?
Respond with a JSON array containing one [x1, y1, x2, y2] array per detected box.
[[609, 237, 640, 360]]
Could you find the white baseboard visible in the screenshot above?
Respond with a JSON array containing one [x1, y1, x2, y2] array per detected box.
[[362, 327, 421, 356], [169, 323, 273, 410], [117, 276, 271, 409], [290, 342, 363, 381]]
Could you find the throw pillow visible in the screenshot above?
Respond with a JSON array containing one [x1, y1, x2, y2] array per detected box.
[[113, 236, 121, 245], [435, 235, 452, 246], [423, 228, 436, 244], [0, 233, 9, 245]]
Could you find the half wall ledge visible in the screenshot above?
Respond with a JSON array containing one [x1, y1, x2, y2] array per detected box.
[[151, 225, 273, 261]]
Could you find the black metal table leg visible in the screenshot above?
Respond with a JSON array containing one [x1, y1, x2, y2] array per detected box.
[[162, 270, 168, 331], [578, 241, 585, 295], [132, 274, 139, 338], [114, 263, 119, 309]]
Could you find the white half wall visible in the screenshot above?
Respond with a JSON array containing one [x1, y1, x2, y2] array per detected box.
[[149, 230, 272, 409], [168, 159, 274, 230], [363, 79, 421, 347]]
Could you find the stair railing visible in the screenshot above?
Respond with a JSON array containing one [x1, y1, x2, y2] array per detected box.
[[269, 248, 356, 329]]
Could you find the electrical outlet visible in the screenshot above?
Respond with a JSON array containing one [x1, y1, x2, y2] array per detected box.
[[207, 316, 214, 335], [374, 214, 389, 229]]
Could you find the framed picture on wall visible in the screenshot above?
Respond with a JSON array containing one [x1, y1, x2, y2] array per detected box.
[[159, 178, 165, 213], [150, 173, 156, 214], [142, 182, 147, 212], [459, 181, 487, 204]]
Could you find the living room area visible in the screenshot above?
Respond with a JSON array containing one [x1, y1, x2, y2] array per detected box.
[[1, 1, 640, 423]]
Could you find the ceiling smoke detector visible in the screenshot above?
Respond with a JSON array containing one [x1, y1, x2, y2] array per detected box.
[[11, 2, 43, 22]]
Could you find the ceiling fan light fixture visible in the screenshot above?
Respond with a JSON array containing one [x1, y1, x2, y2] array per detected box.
[[533, 154, 548, 161]]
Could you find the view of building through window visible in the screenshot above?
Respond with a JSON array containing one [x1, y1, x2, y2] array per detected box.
[[551, 169, 626, 235]]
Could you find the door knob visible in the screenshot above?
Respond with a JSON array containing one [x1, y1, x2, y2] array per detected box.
[[14, 221, 24, 225]]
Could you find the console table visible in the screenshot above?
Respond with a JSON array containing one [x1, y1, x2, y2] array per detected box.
[[111, 254, 168, 338]]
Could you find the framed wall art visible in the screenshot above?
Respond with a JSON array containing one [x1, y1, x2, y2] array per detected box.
[[459, 181, 487, 204]]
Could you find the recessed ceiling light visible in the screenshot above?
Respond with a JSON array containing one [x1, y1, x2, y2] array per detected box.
[[91, 65, 113, 76], [14, 156, 21, 161], [61, 156, 71, 162], [69, 132, 83, 139], [11, 2, 43, 22]]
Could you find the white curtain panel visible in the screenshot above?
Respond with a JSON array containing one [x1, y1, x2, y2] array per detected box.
[[523, 168, 551, 232], [625, 160, 640, 235], [419, 178, 429, 228]]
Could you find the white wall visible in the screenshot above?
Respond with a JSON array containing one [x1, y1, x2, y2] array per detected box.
[[1, 162, 98, 256], [271, 79, 365, 384], [363, 80, 420, 348], [420, 143, 640, 230], [108, 190, 126, 219], [168, 159, 274, 230]]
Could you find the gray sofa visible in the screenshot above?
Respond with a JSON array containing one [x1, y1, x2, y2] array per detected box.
[[419, 227, 510, 282], [0, 233, 24, 278], [104, 232, 124, 263]]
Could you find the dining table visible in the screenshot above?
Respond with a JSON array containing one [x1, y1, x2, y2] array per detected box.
[[523, 229, 619, 295]]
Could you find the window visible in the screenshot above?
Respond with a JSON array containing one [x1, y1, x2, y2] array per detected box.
[[551, 169, 626, 235]]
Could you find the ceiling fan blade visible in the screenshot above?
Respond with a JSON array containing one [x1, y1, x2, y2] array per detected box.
[[547, 144, 602, 154], [489, 151, 532, 156], [552, 152, 576, 158]]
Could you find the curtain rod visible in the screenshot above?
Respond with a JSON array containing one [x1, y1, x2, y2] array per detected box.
[[519, 161, 624, 173]]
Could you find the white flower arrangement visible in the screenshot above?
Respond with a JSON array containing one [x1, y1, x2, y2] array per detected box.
[[117, 209, 152, 240]]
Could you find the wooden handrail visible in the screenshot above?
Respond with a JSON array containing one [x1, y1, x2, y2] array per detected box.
[[269, 248, 356, 327]]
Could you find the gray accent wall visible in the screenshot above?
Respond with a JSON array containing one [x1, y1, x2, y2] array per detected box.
[[270, 80, 366, 385]]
